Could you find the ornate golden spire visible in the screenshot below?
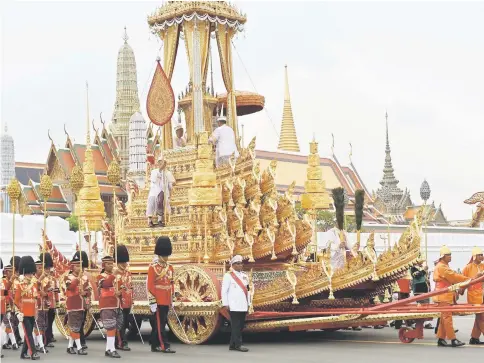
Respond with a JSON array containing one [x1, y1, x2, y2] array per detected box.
[[77, 83, 106, 231], [277, 65, 300, 152]]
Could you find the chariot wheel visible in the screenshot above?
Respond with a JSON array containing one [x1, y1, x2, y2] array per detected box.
[[168, 265, 222, 345], [55, 310, 95, 339], [398, 327, 415, 344]]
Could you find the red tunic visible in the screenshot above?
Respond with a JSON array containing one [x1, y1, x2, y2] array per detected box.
[[147, 263, 174, 306], [97, 272, 119, 310], [37, 275, 51, 311], [117, 270, 133, 309], [65, 273, 83, 312], [0, 277, 11, 314], [14, 278, 38, 317]]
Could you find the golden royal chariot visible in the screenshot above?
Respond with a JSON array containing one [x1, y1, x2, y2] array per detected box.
[[36, 1, 483, 345]]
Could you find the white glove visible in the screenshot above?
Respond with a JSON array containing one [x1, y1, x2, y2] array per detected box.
[[6, 312, 11, 319], [150, 303, 157, 313], [17, 313, 24, 322], [392, 293, 399, 301]]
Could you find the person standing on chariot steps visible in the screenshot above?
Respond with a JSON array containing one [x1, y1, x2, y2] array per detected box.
[[97, 256, 122, 358], [65, 255, 88, 355], [146, 156, 176, 227], [14, 256, 40, 360], [209, 105, 239, 168], [114, 245, 133, 352], [147, 236, 176, 353], [222, 255, 251, 353], [461, 247, 484, 345], [72, 250, 91, 350], [433, 245, 479, 347]]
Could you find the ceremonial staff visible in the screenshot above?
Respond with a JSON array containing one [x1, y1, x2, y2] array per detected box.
[[39, 173, 53, 274], [107, 160, 121, 260], [6, 178, 21, 295]]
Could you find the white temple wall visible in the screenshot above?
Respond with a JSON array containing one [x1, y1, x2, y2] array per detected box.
[[0, 214, 103, 266]]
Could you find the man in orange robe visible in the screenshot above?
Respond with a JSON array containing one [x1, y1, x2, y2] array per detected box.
[[433, 245, 472, 347], [462, 246, 484, 345]]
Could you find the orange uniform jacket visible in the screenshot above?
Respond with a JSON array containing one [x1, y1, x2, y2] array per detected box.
[[117, 270, 133, 309], [462, 263, 484, 305], [97, 272, 119, 310], [433, 261, 469, 304], [37, 275, 51, 311], [0, 277, 11, 315], [14, 278, 38, 317], [65, 273, 83, 312], [147, 263, 174, 306]]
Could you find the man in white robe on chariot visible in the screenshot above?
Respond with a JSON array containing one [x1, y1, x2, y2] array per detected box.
[[146, 156, 176, 227]]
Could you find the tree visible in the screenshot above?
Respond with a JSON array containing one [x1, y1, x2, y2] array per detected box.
[[67, 214, 79, 232], [294, 202, 356, 232]]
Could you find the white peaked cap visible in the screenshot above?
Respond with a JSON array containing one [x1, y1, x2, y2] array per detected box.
[[230, 255, 243, 265], [174, 124, 183, 131]]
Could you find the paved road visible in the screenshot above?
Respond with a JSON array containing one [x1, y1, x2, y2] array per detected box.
[[2, 317, 482, 363]]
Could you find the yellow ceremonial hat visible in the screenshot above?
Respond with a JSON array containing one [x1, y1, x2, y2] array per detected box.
[[439, 245, 452, 258], [472, 246, 483, 257]]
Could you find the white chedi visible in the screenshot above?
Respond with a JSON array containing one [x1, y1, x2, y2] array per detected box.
[[128, 111, 147, 189]]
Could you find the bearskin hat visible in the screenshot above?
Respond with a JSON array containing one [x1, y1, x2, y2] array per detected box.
[[10, 256, 21, 273], [73, 251, 89, 269], [19, 256, 37, 275], [0, 258, 3, 270], [155, 236, 172, 257], [40, 252, 54, 269], [114, 245, 130, 263]]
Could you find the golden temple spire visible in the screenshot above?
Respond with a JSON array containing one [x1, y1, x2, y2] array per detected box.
[[77, 82, 106, 231], [277, 65, 300, 153]]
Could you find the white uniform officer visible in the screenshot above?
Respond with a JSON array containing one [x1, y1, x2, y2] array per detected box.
[[209, 106, 239, 167], [221, 255, 250, 352]]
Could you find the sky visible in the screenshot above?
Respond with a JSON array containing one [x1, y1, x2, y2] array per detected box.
[[1, 0, 483, 221]]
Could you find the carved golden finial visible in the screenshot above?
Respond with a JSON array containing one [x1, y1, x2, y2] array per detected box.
[[277, 65, 299, 152], [6, 178, 22, 202], [39, 174, 53, 202], [107, 160, 121, 187], [70, 165, 84, 194]]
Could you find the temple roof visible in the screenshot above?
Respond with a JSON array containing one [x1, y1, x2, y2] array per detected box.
[[15, 162, 44, 185], [19, 182, 71, 218]]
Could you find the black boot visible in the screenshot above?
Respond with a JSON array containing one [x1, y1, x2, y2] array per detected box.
[[20, 352, 31, 359], [77, 348, 88, 355], [105, 350, 121, 358], [437, 339, 449, 347], [469, 338, 484, 345], [151, 346, 163, 353], [66, 347, 77, 354], [31, 352, 40, 360], [451, 339, 465, 347]]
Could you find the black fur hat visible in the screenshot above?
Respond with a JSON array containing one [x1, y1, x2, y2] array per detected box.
[[114, 245, 130, 263], [19, 256, 37, 275], [10, 256, 21, 273], [40, 252, 54, 269], [73, 251, 89, 269], [0, 258, 3, 270], [155, 236, 172, 257]]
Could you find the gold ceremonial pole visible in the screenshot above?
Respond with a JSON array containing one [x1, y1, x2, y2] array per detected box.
[[107, 160, 121, 261], [7, 178, 21, 279], [40, 174, 53, 273]]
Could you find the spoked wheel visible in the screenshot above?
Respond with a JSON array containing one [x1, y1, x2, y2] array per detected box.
[[398, 327, 415, 344], [168, 265, 222, 345], [55, 310, 95, 339]]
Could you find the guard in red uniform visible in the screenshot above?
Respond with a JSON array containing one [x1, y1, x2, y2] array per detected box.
[[9, 256, 23, 347], [97, 256, 121, 358], [1, 263, 19, 351], [14, 256, 39, 360], [0, 258, 4, 358], [33, 260, 48, 353], [40, 253, 58, 348], [65, 255, 88, 355], [114, 245, 133, 351], [72, 251, 91, 350], [147, 236, 176, 353]]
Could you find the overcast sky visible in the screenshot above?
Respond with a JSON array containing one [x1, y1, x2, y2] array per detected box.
[[2, 1, 483, 220]]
